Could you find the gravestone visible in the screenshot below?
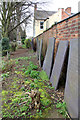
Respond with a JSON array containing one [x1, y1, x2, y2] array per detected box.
[[39, 39, 43, 67], [50, 40, 69, 90], [64, 39, 79, 119], [36, 38, 40, 60], [31, 38, 36, 52], [43, 37, 55, 78]]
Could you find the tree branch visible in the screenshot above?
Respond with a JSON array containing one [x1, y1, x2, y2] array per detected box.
[[8, 14, 32, 33]]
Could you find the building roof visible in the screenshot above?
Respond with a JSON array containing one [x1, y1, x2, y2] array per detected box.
[[34, 10, 57, 20]]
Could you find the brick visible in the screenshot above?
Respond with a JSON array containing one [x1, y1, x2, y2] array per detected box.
[[35, 14, 79, 58]]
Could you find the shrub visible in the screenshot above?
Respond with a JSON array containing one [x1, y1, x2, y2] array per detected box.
[[24, 39, 31, 48], [10, 41, 17, 52], [21, 38, 25, 44], [2, 37, 10, 56]]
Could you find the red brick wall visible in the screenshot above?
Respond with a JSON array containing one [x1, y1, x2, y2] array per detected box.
[[34, 13, 79, 57]]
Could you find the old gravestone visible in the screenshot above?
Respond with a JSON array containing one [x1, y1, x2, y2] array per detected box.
[[31, 38, 36, 52], [64, 39, 79, 119], [39, 39, 43, 67], [36, 38, 40, 60], [43, 37, 55, 78], [50, 40, 69, 90]]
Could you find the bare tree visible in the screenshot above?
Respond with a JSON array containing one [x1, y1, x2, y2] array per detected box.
[[0, 1, 48, 40]]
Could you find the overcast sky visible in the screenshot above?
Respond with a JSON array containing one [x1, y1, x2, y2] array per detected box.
[[26, 0, 80, 38]]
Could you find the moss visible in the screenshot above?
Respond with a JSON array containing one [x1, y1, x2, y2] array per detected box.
[[40, 97, 52, 106], [39, 70, 49, 81]]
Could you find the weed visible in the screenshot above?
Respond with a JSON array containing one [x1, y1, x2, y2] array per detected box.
[[21, 68, 26, 72], [56, 101, 68, 117], [1, 72, 9, 78], [30, 83, 35, 88], [14, 57, 28, 61], [30, 70, 39, 78], [24, 70, 30, 75], [34, 79, 38, 84], [15, 61, 19, 64], [2, 59, 14, 72], [20, 105, 28, 112], [29, 62, 38, 70], [39, 70, 49, 81], [21, 87, 25, 91]]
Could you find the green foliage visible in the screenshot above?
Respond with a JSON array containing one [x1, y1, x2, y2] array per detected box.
[[24, 39, 31, 48], [56, 102, 67, 117], [2, 37, 10, 56], [21, 38, 25, 44], [22, 44, 26, 49], [34, 79, 38, 84], [2, 90, 8, 96], [29, 62, 38, 70], [21, 68, 26, 72], [21, 87, 25, 91], [10, 41, 17, 52], [15, 56, 28, 61], [2, 59, 14, 72], [24, 62, 38, 76], [30, 83, 35, 88], [41, 97, 52, 106], [24, 70, 30, 75], [15, 61, 19, 64], [38, 89, 52, 106], [20, 105, 28, 112], [30, 70, 39, 78], [39, 70, 49, 81], [1, 72, 9, 78], [2, 52, 65, 119]]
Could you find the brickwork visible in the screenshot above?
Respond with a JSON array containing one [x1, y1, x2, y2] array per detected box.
[[34, 13, 80, 58]]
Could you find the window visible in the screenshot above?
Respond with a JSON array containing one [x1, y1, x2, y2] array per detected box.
[[40, 21, 44, 29]]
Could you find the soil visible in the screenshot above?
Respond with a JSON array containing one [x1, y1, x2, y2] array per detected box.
[[2, 48, 67, 119]]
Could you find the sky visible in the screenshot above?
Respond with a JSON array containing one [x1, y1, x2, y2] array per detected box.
[[26, 0, 80, 38]]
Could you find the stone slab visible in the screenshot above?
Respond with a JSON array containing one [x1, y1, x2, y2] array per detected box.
[[31, 38, 36, 52], [43, 37, 55, 78], [39, 39, 43, 67], [64, 39, 79, 119], [36, 38, 40, 60], [50, 40, 69, 90]]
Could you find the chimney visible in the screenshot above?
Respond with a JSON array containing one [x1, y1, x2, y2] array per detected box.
[[65, 7, 71, 15], [34, 4, 37, 11], [58, 8, 64, 12]]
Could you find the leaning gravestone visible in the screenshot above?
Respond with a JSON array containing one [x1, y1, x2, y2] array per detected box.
[[50, 40, 69, 90], [36, 38, 40, 60], [43, 37, 55, 78], [39, 39, 43, 67], [31, 38, 36, 52], [64, 39, 79, 119]]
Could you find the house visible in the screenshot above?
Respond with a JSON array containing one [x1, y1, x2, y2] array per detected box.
[[33, 5, 74, 37]]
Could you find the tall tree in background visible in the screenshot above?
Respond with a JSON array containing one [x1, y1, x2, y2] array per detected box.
[[0, 1, 33, 39], [0, 1, 47, 40]]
